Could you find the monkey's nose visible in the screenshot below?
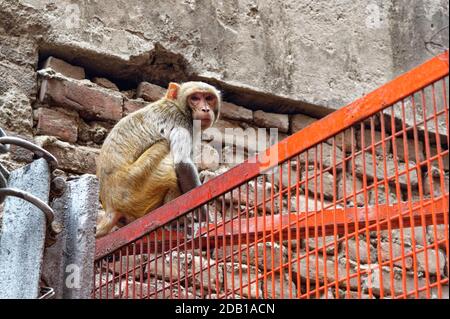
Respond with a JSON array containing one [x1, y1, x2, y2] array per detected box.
[[202, 108, 210, 113]]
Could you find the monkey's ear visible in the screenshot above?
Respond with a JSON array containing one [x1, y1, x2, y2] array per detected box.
[[166, 82, 181, 100]]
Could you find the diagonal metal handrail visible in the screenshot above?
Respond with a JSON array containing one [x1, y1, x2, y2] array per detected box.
[[95, 51, 450, 260]]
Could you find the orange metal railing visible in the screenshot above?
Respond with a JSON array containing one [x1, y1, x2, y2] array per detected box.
[[93, 52, 449, 299]]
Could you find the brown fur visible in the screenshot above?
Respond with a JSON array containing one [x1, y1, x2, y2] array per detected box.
[[96, 82, 221, 238]]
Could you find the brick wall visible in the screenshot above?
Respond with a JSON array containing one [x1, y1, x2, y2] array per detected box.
[[1, 56, 448, 299]]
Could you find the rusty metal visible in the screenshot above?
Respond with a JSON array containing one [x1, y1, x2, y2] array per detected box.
[[0, 129, 60, 243], [0, 136, 58, 169], [0, 188, 60, 238], [93, 51, 449, 299]]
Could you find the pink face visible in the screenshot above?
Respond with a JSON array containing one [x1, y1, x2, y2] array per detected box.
[[188, 92, 218, 130]]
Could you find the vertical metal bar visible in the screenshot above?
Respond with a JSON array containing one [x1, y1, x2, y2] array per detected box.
[[262, 175, 268, 298], [238, 186, 243, 298], [205, 200, 212, 298], [342, 130, 351, 298], [313, 146, 320, 298], [277, 168, 283, 299], [439, 78, 450, 280], [270, 170, 275, 298], [352, 125, 362, 296], [419, 89, 433, 298], [379, 112, 394, 297], [305, 150, 311, 298], [176, 218, 181, 298], [361, 119, 374, 299], [389, 106, 408, 298], [319, 143, 328, 298], [421, 88, 443, 297], [254, 177, 259, 299], [399, 99, 420, 299], [287, 161, 293, 299], [370, 116, 382, 300], [245, 184, 251, 298], [331, 137, 340, 298], [430, 82, 446, 297], [295, 155, 302, 298]]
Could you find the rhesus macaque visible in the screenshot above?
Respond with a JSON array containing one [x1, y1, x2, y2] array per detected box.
[[96, 82, 221, 237]]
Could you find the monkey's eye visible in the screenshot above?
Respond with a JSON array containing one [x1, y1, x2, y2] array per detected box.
[[205, 95, 215, 102], [190, 95, 201, 102]]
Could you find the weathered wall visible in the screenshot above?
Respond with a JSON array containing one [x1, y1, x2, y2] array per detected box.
[[0, 0, 448, 116], [0, 0, 449, 299]]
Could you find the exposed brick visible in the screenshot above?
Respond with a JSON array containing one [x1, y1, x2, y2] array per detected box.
[[221, 145, 247, 168], [110, 254, 147, 280], [43, 56, 85, 80], [337, 172, 365, 206], [430, 145, 449, 171], [290, 114, 317, 133], [299, 142, 344, 171], [92, 77, 119, 91], [123, 99, 147, 115], [213, 243, 288, 274], [368, 184, 400, 205], [35, 107, 78, 143], [431, 284, 449, 299], [194, 142, 220, 171], [380, 226, 429, 247], [301, 169, 336, 200], [222, 263, 261, 298], [78, 120, 112, 145], [94, 273, 120, 299], [354, 153, 419, 188], [369, 268, 428, 298], [290, 195, 332, 213], [356, 129, 391, 157], [254, 110, 289, 133], [345, 238, 377, 264], [221, 102, 253, 122], [1, 131, 34, 163], [189, 256, 223, 293], [416, 248, 446, 275], [34, 136, 99, 174], [428, 224, 448, 250], [393, 137, 424, 163], [423, 171, 449, 196], [203, 118, 243, 138], [41, 78, 123, 121], [264, 272, 297, 299], [224, 180, 274, 214], [118, 281, 148, 299], [304, 236, 339, 255], [291, 253, 359, 290], [272, 161, 299, 189], [319, 288, 335, 299], [144, 251, 191, 283], [380, 241, 413, 270], [136, 82, 166, 102], [333, 128, 358, 154]]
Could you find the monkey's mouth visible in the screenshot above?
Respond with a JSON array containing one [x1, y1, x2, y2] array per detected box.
[[194, 116, 213, 128]]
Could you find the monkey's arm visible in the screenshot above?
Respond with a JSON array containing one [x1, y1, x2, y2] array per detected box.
[[169, 127, 201, 193]]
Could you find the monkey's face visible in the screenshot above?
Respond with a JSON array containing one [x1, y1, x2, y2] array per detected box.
[[188, 92, 218, 130]]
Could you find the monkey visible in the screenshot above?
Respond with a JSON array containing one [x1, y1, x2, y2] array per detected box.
[[95, 81, 221, 238]]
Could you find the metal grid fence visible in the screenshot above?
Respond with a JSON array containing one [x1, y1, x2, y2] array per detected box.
[[93, 52, 449, 299]]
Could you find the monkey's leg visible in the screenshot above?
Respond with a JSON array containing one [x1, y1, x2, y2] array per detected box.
[[96, 210, 122, 238]]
